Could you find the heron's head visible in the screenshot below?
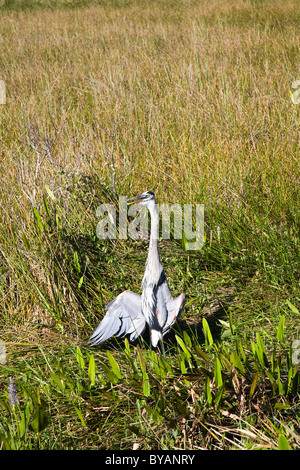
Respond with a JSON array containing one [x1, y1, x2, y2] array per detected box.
[[127, 190, 156, 206]]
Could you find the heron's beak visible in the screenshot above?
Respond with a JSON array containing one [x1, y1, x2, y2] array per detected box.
[[127, 194, 147, 205]]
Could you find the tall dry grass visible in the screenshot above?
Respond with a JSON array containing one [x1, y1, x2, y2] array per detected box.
[[0, 0, 298, 330], [1, 0, 299, 201]]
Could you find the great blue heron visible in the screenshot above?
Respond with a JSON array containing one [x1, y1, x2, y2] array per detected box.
[[88, 190, 186, 355]]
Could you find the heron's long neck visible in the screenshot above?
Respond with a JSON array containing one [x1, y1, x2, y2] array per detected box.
[[147, 202, 160, 266]]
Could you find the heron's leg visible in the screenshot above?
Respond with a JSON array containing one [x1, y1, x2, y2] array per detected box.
[[160, 337, 166, 358]]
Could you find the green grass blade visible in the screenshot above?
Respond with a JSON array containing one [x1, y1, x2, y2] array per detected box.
[[107, 351, 122, 379], [214, 357, 223, 387], [277, 315, 285, 342], [74, 407, 87, 427], [88, 354, 96, 386], [278, 434, 292, 450], [202, 318, 213, 347], [76, 346, 85, 372], [175, 335, 192, 359]]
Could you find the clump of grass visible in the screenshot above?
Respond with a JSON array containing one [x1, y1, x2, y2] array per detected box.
[[0, 316, 299, 449]]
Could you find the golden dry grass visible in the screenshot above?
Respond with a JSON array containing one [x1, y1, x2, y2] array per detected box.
[[0, 0, 299, 205]]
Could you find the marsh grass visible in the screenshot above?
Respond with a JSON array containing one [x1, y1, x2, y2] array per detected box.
[[1, 321, 299, 450], [0, 0, 299, 450]]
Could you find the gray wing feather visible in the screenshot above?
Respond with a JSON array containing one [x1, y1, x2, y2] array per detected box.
[[163, 293, 185, 336], [88, 291, 146, 346]]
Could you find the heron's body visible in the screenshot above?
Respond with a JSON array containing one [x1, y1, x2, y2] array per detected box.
[[88, 191, 185, 354], [141, 197, 171, 349]]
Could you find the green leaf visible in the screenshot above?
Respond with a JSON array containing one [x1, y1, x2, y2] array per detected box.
[[214, 357, 223, 387], [264, 369, 275, 385], [43, 194, 51, 218], [50, 372, 65, 392], [175, 335, 192, 359], [236, 339, 246, 362], [286, 300, 299, 315], [88, 354, 96, 386], [286, 366, 293, 391], [181, 231, 188, 251], [250, 371, 259, 397], [205, 377, 212, 404], [76, 346, 85, 372], [256, 333, 265, 355], [0, 432, 11, 450], [230, 350, 245, 374], [78, 276, 84, 289], [194, 345, 209, 363], [18, 404, 30, 438], [214, 385, 225, 406], [124, 338, 132, 361], [101, 362, 119, 384], [180, 359, 191, 385], [202, 318, 213, 347], [277, 315, 285, 342], [183, 330, 192, 348], [254, 333, 269, 368], [221, 328, 234, 340], [137, 344, 147, 374], [142, 372, 151, 397], [31, 282, 53, 314], [158, 354, 172, 376], [278, 434, 292, 450], [22, 233, 31, 250], [73, 251, 81, 273], [29, 399, 48, 434], [74, 407, 87, 427], [107, 351, 122, 379], [229, 311, 236, 336], [33, 208, 44, 232], [275, 403, 290, 411], [251, 340, 259, 365], [45, 185, 56, 201], [218, 319, 230, 328]]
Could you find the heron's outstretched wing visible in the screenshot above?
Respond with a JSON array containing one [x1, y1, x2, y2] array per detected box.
[[162, 293, 186, 336], [88, 291, 146, 346]]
